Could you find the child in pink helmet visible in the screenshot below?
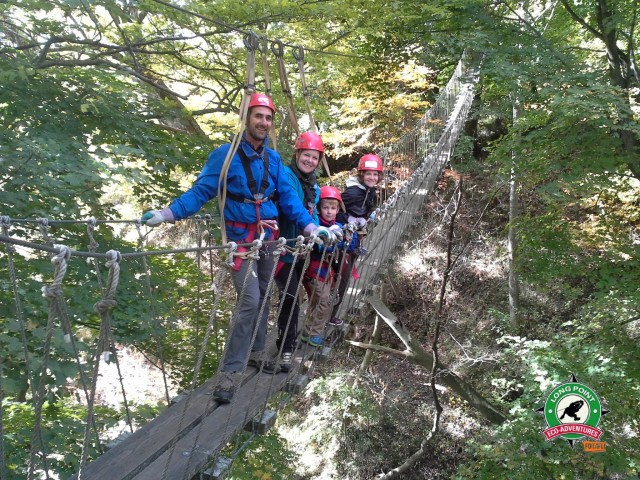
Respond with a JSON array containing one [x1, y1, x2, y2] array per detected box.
[[301, 186, 357, 347]]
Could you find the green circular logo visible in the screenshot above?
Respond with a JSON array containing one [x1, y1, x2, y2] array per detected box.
[[542, 381, 603, 442]]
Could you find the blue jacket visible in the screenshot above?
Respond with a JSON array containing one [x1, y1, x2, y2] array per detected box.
[[278, 165, 320, 264], [168, 135, 314, 241]]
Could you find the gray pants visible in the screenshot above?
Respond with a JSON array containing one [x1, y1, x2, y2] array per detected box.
[[222, 250, 275, 372]]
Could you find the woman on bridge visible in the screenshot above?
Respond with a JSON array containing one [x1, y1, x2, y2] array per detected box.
[[332, 153, 383, 323], [273, 131, 324, 372]]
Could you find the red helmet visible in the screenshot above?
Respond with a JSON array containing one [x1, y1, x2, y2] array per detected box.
[[320, 185, 342, 202], [358, 153, 383, 172], [248, 92, 276, 114], [295, 131, 324, 153]]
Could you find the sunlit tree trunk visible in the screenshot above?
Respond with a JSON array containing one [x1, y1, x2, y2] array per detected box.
[[508, 95, 520, 328]]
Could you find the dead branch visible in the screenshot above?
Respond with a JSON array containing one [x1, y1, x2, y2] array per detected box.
[[357, 179, 507, 427], [374, 181, 462, 479], [346, 340, 408, 358], [357, 308, 384, 377]]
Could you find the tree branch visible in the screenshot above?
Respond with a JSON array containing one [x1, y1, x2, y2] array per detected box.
[[346, 340, 410, 357], [35, 58, 189, 99], [109, 10, 141, 71], [357, 179, 507, 425], [34, 36, 59, 67], [375, 182, 464, 479], [558, 0, 604, 40], [365, 295, 507, 424], [320, 29, 353, 50]]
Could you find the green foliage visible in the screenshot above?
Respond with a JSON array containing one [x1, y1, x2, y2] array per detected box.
[[131, 252, 233, 389], [0, 221, 230, 474], [0, 57, 203, 219], [457, 296, 640, 480], [223, 430, 297, 480], [305, 372, 381, 431], [1, 399, 120, 479]]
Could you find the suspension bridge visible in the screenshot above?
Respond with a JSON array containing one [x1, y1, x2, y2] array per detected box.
[[0, 51, 480, 480]]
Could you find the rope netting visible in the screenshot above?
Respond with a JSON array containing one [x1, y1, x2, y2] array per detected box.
[[334, 50, 481, 324], [0, 51, 480, 479]]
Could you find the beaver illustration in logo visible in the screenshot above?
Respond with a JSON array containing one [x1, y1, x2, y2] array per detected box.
[[559, 399, 584, 421]]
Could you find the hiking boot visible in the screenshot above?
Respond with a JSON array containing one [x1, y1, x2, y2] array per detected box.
[[328, 316, 343, 327], [212, 371, 239, 404], [279, 351, 293, 373], [248, 352, 281, 374]]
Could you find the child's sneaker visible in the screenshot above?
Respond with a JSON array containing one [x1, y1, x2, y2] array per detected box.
[[328, 316, 343, 326], [304, 335, 324, 347]]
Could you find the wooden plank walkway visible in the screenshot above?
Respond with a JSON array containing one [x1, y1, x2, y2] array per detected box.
[[74, 340, 327, 480]]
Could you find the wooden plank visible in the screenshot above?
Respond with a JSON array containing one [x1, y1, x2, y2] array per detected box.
[[131, 370, 293, 480], [74, 374, 233, 480], [74, 345, 319, 480]]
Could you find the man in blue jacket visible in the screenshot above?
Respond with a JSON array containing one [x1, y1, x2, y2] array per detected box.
[[142, 93, 327, 403]]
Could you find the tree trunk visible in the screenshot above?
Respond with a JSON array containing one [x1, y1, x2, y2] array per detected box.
[[509, 95, 520, 328], [560, 0, 640, 178]]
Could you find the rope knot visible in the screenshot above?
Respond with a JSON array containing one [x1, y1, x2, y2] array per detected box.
[[42, 285, 62, 298], [86, 218, 100, 251], [94, 298, 118, 313], [249, 239, 262, 259], [52, 245, 71, 263], [226, 242, 238, 254], [305, 236, 316, 252], [105, 249, 122, 267], [250, 238, 263, 251], [224, 242, 238, 269], [273, 236, 287, 256], [0, 215, 10, 227]]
